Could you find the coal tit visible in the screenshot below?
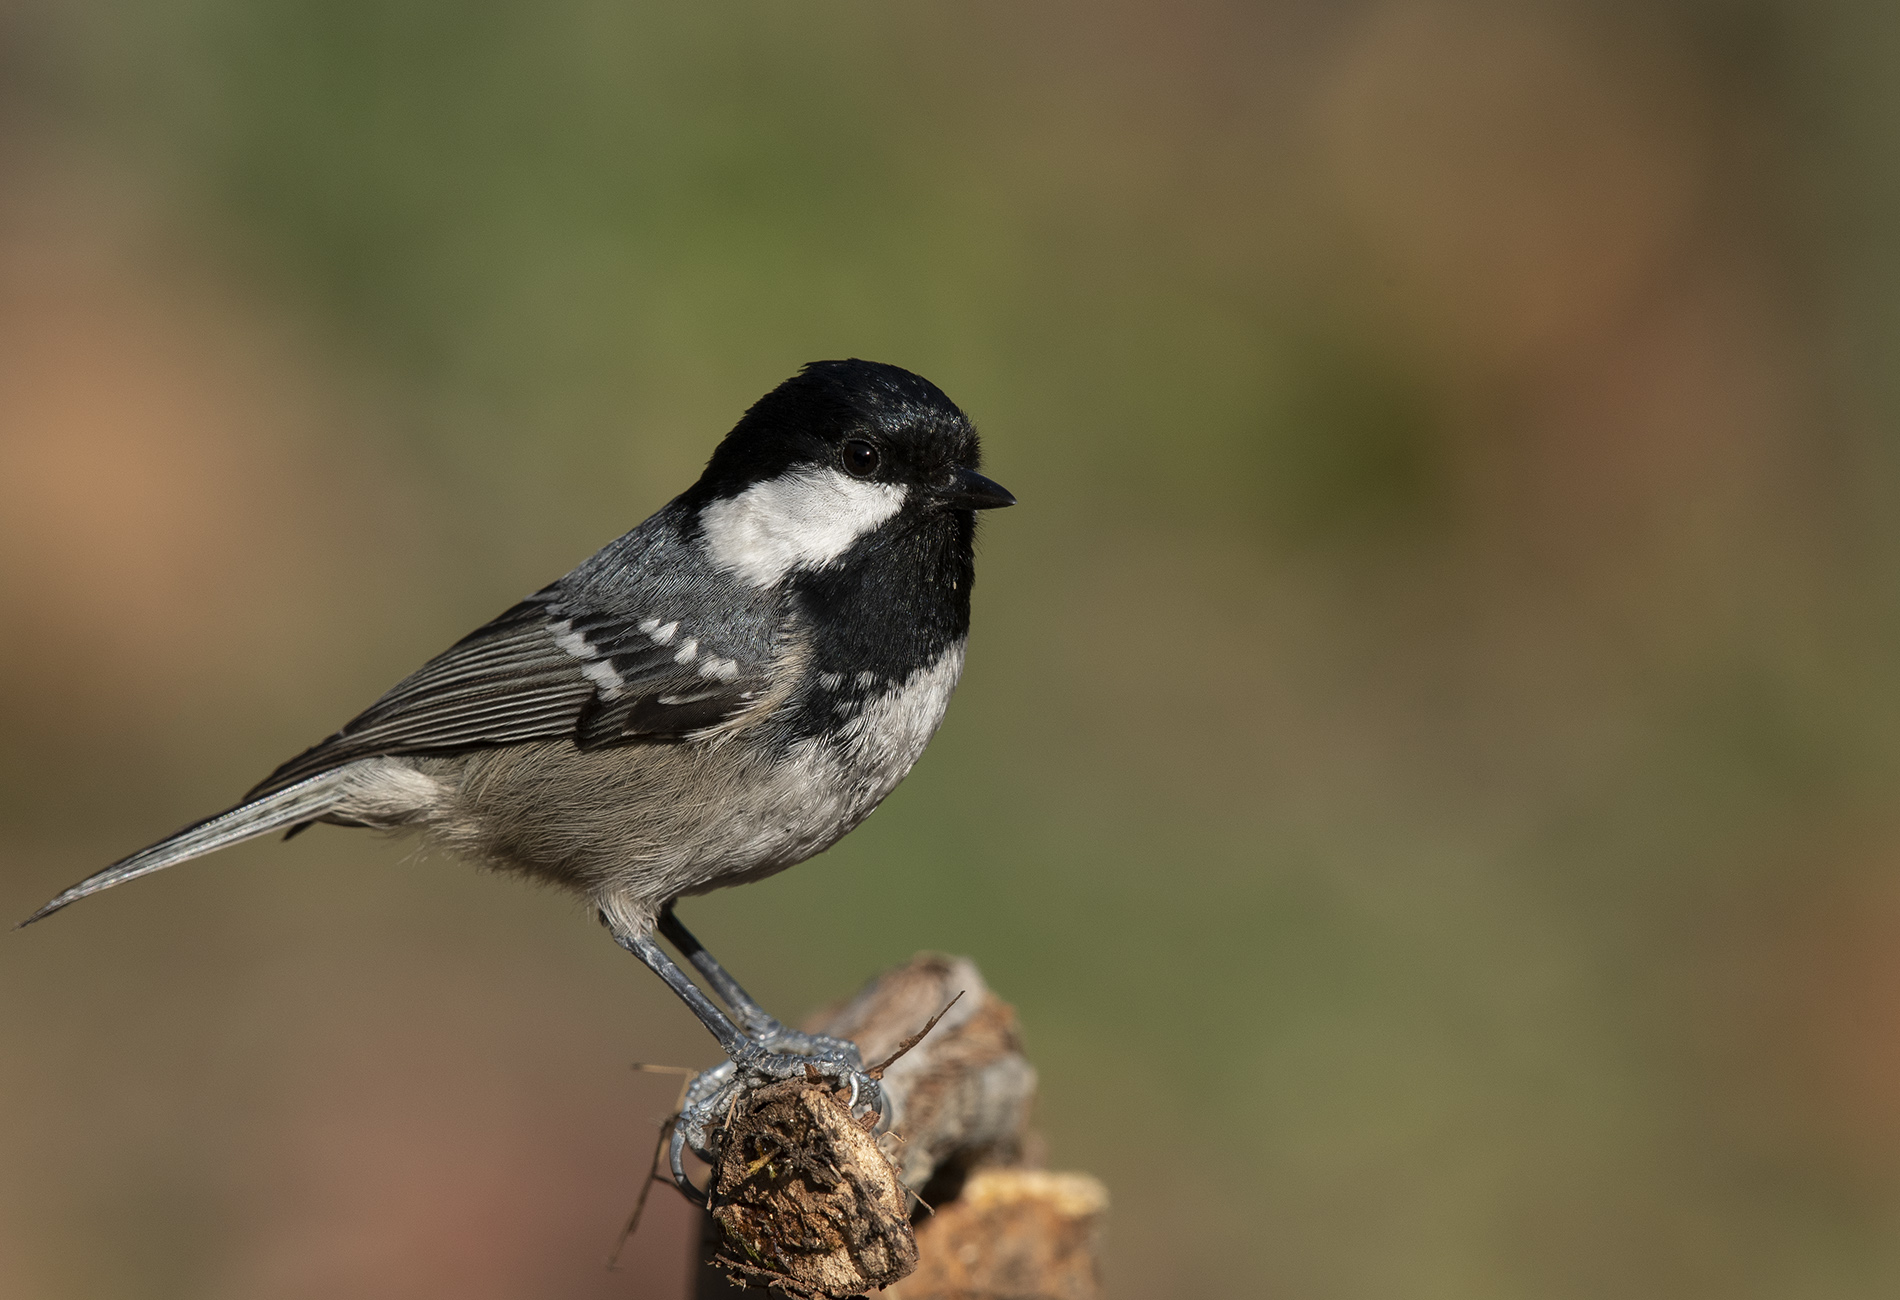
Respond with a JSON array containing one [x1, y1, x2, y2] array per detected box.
[[25, 359, 1014, 1180]]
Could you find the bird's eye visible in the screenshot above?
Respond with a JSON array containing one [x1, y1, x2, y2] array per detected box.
[[842, 439, 881, 478]]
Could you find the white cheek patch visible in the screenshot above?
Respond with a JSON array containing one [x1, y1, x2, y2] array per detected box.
[[699, 468, 906, 587]]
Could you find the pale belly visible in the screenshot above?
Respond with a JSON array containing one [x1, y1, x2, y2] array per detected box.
[[375, 643, 967, 928]]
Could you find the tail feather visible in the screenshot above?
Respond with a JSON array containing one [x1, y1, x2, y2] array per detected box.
[[19, 772, 353, 927]]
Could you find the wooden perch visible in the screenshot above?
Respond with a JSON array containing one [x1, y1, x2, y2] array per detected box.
[[893, 1169, 1108, 1300], [700, 1076, 917, 1296], [692, 954, 1106, 1299]]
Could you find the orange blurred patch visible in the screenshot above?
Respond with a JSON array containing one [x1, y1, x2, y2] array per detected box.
[[1786, 859, 1900, 1176], [0, 158, 426, 739], [1318, 1, 1710, 379]]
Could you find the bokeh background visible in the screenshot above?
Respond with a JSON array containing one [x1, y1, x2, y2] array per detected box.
[[6, 1, 1900, 1296]]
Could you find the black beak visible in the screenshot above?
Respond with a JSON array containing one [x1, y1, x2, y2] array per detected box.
[[941, 468, 1016, 510]]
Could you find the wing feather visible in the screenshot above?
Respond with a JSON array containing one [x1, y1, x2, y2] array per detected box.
[[248, 595, 770, 798]]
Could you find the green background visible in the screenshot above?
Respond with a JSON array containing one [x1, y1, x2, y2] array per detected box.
[[8, 2, 1900, 1296]]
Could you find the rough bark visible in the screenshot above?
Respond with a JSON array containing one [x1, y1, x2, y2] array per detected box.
[[692, 954, 1105, 1300], [807, 953, 1037, 1196], [891, 1169, 1107, 1300], [704, 1078, 917, 1298]]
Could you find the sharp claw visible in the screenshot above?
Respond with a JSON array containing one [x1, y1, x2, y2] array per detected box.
[[669, 1123, 706, 1204], [669, 1042, 885, 1204]]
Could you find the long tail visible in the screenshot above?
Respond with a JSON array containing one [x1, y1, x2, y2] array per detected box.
[[19, 771, 354, 927]]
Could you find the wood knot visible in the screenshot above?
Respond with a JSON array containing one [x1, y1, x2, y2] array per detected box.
[[707, 1078, 919, 1297]]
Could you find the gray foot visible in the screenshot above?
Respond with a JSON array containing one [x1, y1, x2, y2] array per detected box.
[[605, 908, 884, 1199], [670, 1040, 886, 1201], [749, 1025, 865, 1068]]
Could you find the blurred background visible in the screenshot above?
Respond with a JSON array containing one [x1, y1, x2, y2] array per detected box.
[[5, 0, 1900, 1296]]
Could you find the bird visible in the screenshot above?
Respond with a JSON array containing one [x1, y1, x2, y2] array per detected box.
[[22, 358, 1014, 1192]]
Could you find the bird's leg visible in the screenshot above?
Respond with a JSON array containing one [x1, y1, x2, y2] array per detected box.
[[657, 905, 864, 1068], [656, 905, 781, 1039], [601, 908, 885, 1201], [604, 917, 751, 1058]]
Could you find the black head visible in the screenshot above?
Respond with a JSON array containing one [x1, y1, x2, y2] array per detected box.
[[678, 360, 1011, 708], [684, 360, 1013, 512]]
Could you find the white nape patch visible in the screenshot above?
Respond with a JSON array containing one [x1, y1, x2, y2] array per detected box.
[[854, 670, 879, 688], [673, 638, 698, 664], [699, 468, 906, 587], [817, 671, 845, 691], [699, 656, 740, 682]]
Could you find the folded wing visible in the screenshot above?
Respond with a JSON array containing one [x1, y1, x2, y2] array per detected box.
[[248, 595, 772, 798]]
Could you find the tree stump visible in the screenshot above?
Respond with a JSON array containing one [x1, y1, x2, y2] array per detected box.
[[692, 954, 1106, 1299]]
